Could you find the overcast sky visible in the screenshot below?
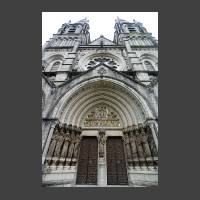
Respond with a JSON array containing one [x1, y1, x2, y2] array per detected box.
[[42, 12, 158, 45]]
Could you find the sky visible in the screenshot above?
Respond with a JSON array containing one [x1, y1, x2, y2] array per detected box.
[[42, 12, 158, 45]]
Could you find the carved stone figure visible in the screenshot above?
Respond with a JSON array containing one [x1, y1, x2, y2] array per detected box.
[[140, 127, 152, 158], [84, 105, 120, 127], [98, 131, 106, 158], [59, 132, 71, 164], [123, 132, 132, 161], [73, 133, 81, 159], [53, 128, 65, 158], [46, 134, 58, 165], [135, 129, 146, 166], [129, 130, 139, 166], [45, 126, 60, 165], [146, 126, 158, 157], [67, 131, 76, 159]]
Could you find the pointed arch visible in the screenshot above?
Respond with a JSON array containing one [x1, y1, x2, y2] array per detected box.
[[46, 77, 156, 128]]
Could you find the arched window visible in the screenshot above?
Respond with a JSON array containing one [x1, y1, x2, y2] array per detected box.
[[51, 61, 60, 72], [144, 60, 154, 71]]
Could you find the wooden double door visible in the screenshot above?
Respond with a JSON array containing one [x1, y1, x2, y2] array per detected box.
[[76, 137, 98, 185], [106, 137, 128, 185], [76, 136, 128, 185]]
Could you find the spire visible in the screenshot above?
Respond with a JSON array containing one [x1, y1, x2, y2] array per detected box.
[[116, 17, 129, 24], [76, 18, 89, 24]]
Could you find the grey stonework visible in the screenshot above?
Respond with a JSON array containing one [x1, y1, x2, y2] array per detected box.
[[42, 18, 158, 187]]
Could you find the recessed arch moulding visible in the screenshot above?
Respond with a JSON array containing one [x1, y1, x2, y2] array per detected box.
[[47, 78, 155, 129]]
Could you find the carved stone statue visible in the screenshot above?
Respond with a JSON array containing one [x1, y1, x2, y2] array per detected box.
[[98, 131, 106, 158], [59, 132, 71, 164], [129, 130, 139, 166], [140, 127, 152, 158], [53, 128, 65, 158], [135, 129, 146, 165], [45, 126, 60, 165], [123, 131, 132, 161], [46, 134, 58, 165], [67, 131, 75, 159], [73, 133, 81, 159]]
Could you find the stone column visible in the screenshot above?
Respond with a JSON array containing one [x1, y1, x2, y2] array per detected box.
[[98, 130, 107, 186], [42, 121, 59, 165], [147, 120, 158, 150]]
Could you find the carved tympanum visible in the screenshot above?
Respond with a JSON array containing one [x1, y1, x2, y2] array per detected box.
[[84, 105, 120, 127]]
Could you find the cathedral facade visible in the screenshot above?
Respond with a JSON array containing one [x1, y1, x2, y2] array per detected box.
[[42, 18, 158, 187]]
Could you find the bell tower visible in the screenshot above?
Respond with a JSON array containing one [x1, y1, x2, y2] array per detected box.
[[42, 18, 91, 85], [114, 17, 158, 84], [45, 18, 90, 49], [114, 17, 157, 46]]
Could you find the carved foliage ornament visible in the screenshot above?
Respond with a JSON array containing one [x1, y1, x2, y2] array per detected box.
[[97, 67, 107, 77]]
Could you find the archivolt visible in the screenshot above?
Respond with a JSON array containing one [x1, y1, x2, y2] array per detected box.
[[48, 78, 155, 128]]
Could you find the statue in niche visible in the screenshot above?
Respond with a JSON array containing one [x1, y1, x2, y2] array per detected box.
[[59, 131, 71, 163], [140, 127, 152, 158], [129, 131, 138, 159], [46, 133, 59, 165], [135, 129, 145, 160], [99, 131, 106, 158], [67, 131, 76, 159], [53, 127, 65, 158], [46, 126, 59, 156], [123, 132, 132, 160], [73, 133, 81, 159]]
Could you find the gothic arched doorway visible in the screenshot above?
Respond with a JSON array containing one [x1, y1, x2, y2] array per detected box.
[[43, 79, 158, 186]]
